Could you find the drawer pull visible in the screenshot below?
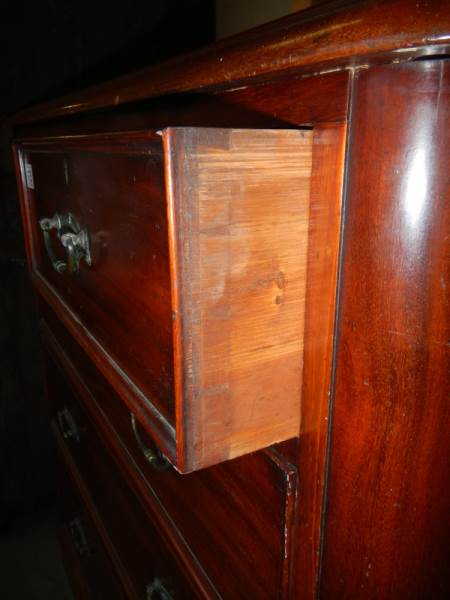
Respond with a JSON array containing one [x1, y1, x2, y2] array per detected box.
[[68, 517, 91, 557], [57, 407, 80, 442], [130, 413, 169, 472], [39, 212, 92, 274], [146, 578, 173, 600]]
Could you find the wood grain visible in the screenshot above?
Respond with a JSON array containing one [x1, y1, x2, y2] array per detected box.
[[294, 122, 347, 598], [48, 355, 201, 599], [15, 127, 312, 472], [13, 70, 350, 140], [9, 3, 450, 597], [42, 308, 298, 600], [9, 0, 450, 125], [13, 67, 349, 597], [165, 127, 312, 470], [15, 132, 178, 465], [321, 60, 450, 599], [18, 132, 174, 424], [57, 466, 126, 600]]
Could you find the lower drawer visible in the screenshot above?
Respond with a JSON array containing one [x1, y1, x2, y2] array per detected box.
[[48, 355, 201, 600], [57, 463, 125, 600], [42, 308, 298, 599]]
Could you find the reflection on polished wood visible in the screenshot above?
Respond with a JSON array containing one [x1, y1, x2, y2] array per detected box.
[[322, 60, 450, 599], [10, 1, 450, 598], [10, 0, 450, 125], [15, 127, 312, 473]]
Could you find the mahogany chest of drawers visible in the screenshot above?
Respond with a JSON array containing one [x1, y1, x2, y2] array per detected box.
[[9, 1, 450, 598]]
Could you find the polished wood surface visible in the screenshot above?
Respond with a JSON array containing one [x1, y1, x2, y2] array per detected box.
[[10, 1, 450, 597], [48, 351, 200, 599], [42, 310, 298, 600], [9, 0, 450, 125], [18, 132, 174, 427], [57, 465, 126, 600], [165, 127, 312, 470], [294, 122, 347, 598], [14, 67, 350, 598], [321, 59, 450, 599], [16, 126, 313, 472], [13, 70, 350, 140]]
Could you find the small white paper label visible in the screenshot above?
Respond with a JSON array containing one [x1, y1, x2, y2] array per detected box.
[[25, 163, 34, 189]]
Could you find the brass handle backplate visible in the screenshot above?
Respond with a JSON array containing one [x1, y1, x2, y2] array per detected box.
[[57, 407, 80, 442], [68, 517, 91, 557], [130, 413, 170, 472], [39, 212, 91, 274], [146, 578, 173, 600]]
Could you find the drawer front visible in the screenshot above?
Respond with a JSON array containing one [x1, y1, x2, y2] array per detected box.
[[57, 464, 126, 600], [15, 127, 312, 472], [16, 132, 176, 449], [46, 350, 202, 600], [43, 312, 297, 600]]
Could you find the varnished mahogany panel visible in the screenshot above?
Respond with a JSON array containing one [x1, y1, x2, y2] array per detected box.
[[321, 61, 450, 598], [47, 351, 201, 600], [15, 127, 312, 472], [9, 0, 450, 596], [10, 0, 450, 125], [14, 67, 349, 599], [17, 131, 175, 431], [57, 465, 126, 600], [294, 122, 347, 599], [12, 62, 350, 598], [42, 311, 298, 600], [13, 70, 350, 141]]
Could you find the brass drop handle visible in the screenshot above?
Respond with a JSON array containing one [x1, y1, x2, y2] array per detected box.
[[146, 578, 173, 600], [130, 413, 169, 472], [57, 407, 80, 442], [39, 212, 92, 274], [68, 517, 91, 557]]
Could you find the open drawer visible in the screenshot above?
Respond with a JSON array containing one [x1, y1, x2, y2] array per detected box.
[[14, 127, 312, 471]]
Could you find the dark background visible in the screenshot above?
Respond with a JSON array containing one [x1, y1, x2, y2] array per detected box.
[[0, 0, 215, 529]]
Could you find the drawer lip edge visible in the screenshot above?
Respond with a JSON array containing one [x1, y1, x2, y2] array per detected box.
[[45, 319, 296, 598], [52, 421, 139, 600], [14, 129, 163, 150], [37, 277, 177, 463], [52, 404, 219, 599]]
